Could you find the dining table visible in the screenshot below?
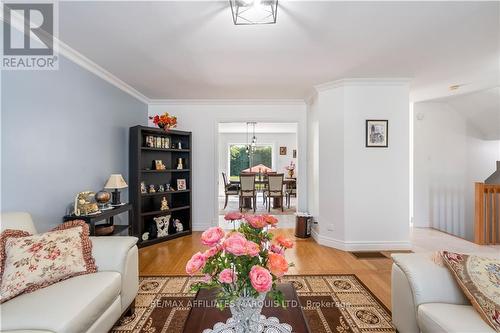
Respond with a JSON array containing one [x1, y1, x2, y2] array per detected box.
[[230, 177, 296, 209]]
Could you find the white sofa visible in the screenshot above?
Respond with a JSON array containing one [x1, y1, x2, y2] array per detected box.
[[0, 212, 139, 333], [391, 253, 495, 333]]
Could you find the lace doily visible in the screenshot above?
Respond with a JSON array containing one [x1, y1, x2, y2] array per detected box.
[[202, 315, 293, 333]]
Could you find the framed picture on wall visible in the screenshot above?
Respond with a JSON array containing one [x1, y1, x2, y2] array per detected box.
[[366, 120, 388, 148], [280, 147, 287, 155]]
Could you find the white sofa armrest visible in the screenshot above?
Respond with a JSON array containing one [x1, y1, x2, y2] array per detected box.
[[392, 253, 469, 307], [91, 236, 139, 312]]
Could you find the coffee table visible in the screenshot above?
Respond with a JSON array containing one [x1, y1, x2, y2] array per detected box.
[[182, 283, 309, 332]]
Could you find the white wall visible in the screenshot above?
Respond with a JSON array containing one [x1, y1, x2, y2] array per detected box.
[[413, 101, 500, 241], [218, 132, 297, 195], [308, 79, 411, 250], [148, 102, 307, 230]]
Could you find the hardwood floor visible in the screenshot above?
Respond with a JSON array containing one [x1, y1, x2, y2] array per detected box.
[[139, 228, 394, 309]]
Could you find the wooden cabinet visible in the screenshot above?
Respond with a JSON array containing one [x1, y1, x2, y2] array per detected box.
[[129, 126, 192, 247]]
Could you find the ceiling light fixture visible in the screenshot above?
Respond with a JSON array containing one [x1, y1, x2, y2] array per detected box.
[[229, 0, 278, 25]]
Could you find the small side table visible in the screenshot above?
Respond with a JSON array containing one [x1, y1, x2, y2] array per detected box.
[[63, 203, 133, 236]]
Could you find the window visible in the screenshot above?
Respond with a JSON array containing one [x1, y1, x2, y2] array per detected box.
[[229, 144, 273, 178]]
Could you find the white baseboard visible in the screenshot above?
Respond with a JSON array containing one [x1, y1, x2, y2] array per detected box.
[[311, 229, 411, 251], [192, 223, 213, 231]]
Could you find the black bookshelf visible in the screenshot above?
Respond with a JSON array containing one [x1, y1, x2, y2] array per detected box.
[[129, 126, 192, 247]]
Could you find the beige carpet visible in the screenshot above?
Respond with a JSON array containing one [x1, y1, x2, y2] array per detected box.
[[111, 275, 396, 333]]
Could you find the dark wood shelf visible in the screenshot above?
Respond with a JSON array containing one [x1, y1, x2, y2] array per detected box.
[[63, 204, 133, 236], [130, 126, 192, 247], [141, 169, 190, 173], [141, 205, 191, 217], [110, 224, 129, 235], [141, 190, 191, 197], [138, 126, 191, 137], [138, 230, 192, 247], [141, 147, 190, 152]]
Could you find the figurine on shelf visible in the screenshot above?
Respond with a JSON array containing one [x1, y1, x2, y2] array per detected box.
[[153, 215, 170, 238], [160, 197, 169, 211], [154, 160, 166, 170], [140, 182, 147, 194], [148, 184, 156, 193], [142, 232, 149, 241], [178, 142, 182, 149], [177, 158, 183, 170], [174, 219, 183, 232], [158, 184, 165, 192], [145, 136, 154, 147], [165, 183, 171, 191], [74, 191, 100, 216]]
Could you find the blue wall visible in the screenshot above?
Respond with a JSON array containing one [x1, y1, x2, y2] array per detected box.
[[1, 57, 147, 231]]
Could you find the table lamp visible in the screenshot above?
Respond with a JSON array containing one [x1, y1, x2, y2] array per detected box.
[[104, 174, 128, 206]]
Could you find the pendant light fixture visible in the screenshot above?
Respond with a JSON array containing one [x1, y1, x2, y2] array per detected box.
[[246, 122, 257, 167], [229, 0, 278, 25]]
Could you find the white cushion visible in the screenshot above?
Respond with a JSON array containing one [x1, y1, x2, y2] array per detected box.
[[417, 303, 495, 333], [1, 212, 37, 234], [392, 253, 469, 307], [0, 272, 121, 333]]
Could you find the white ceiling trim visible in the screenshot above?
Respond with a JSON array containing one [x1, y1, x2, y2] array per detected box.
[[315, 78, 412, 92], [59, 41, 150, 104], [1, 8, 150, 104], [148, 99, 306, 106]]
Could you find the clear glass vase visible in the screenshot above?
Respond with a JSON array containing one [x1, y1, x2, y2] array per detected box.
[[229, 292, 267, 333]]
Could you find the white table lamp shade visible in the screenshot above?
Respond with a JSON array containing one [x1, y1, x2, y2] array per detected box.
[[104, 174, 128, 189]]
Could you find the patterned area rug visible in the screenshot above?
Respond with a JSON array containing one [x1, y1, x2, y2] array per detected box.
[[111, 275, 396, 333]]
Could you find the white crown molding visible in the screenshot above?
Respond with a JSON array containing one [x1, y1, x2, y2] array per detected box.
[[58, 40, 150, 104], [315, 78, 413, 93], [1, 9, 150, 104], [148, 99, 306, 106], [312, 229, 411, 251]]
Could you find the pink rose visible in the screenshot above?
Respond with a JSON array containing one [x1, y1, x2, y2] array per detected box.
[[275, 235, 294, 249], [224, 211, 244, 221], [204, 245, 220, 258], [246, 241, 260, 257], [185, 252, 207, 275], [201, 227, 225, 247], [245, 215, 267, 229], [218, 268, 237, 283], [270, 244, 284, 255], [223, 232, 248, 256], [262, 214, 278, 226], [267, 252, 289, 277], [249, 266, 273, 293]]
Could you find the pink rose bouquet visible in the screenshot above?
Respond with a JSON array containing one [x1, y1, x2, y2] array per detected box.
[[187, 212, 294, 309]]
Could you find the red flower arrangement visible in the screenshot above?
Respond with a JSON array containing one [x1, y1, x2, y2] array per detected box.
[[149, 112, 177, 130]]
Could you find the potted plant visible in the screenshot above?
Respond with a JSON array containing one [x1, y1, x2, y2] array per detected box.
[[285, 161, 296, 178], [149, 112, 177, 130], [186, 212, 294, 332]]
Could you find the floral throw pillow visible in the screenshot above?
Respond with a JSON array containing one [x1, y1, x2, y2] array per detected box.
[[0, 220, 97, 303], [441, 251, 500, 331]]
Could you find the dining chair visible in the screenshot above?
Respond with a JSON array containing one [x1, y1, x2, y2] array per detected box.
[[264, 173, 284, 212], [262, 171, 277, 205], [285, 180, 297, 208], [222, 172, 239, 209], [239, 173, 257, 212]]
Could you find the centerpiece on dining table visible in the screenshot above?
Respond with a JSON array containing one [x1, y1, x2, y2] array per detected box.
[[186, 212, 294, 333]]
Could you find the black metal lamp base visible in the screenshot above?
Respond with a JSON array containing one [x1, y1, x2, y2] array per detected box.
[[111, 189, 121, 206]]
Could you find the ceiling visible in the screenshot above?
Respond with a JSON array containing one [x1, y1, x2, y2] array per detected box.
[[442, 87, 500, 140], [58, 1, 499, 100], [219, 122, 297, 133]]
